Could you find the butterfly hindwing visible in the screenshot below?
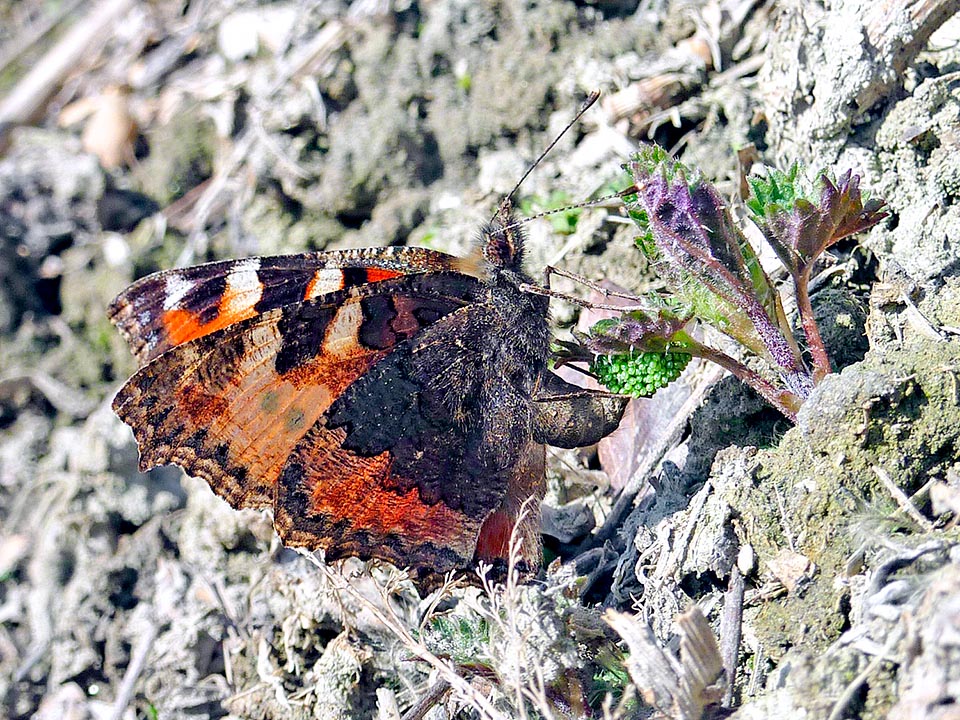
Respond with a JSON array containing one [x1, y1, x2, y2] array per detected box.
[[112, 272, 481, 512], [109, 247, 476, 365], [273, 421, 487, 571], [272, 301, 545, 573]]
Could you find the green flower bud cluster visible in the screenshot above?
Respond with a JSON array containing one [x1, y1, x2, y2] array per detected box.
[[591, 350, 691, 397]]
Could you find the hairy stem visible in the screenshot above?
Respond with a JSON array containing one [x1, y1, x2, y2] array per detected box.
[[691, 341, 802, 421], [794, 271, 831, 383]]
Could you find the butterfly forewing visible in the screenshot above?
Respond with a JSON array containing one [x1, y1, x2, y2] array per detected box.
[[109, 247, 476, 365]]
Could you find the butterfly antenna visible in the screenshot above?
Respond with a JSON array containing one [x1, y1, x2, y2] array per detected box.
[[495, 90, 602, 220], [499, 184, 639, 234]]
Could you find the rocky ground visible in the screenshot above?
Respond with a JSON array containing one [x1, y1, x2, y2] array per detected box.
[[1, 0, 959, 719]]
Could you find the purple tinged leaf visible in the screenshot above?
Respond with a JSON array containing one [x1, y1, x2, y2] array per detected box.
[[751, 168, 886, 383], [584, 311, 691, 356], [628, 161, 808, 388], [759, 171, 888, 278], [826, 172, 888, 245]]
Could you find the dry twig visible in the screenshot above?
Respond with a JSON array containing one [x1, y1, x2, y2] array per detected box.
[[0, 0, 135, 145], [720, 566, 744, 708], [873, 465, 935, 532], [108, 618, 159, 720], [604, 606, 725, 720], [826, 627, 903, 720], [297, 551, 510, 720]]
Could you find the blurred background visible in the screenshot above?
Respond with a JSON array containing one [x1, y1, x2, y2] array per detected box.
[[2, 0, 960, 718]]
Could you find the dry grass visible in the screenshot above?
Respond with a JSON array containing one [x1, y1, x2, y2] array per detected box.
[[297, 499, 642, 719]]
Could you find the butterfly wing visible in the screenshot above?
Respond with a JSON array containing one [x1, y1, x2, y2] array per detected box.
[[113, 272, 481, 510], [109, 247, 477, 365], [271, 301, 545, 573], [113, 271, 533, 573]]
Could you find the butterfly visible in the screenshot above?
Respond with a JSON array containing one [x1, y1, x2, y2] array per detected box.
[[110, 158, 626, 586]]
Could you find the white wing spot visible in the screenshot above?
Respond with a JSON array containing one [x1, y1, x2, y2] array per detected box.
[[224, 258, 262, 315], [305, 268, 345, 300], [163, 274, 196, 310]]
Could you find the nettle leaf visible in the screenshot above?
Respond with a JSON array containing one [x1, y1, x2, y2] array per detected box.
[[750, 169, 887, 278], [823, 171, 888, 246], [585, 311, 694, 356], [627, 154, 805, 383], [628, 161, 767, 321], [746, 164, 807, 217]]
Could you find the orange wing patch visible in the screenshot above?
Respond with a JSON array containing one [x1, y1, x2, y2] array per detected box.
[[363, 268, 404, 283], [159, 257, 264, 348], [118, 304, 386, 509], [109, 248, 472, 366], [275, 425, 483, 570]]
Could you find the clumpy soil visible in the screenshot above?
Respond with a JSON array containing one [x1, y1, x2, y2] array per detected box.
[[2, 1, 960, 719]]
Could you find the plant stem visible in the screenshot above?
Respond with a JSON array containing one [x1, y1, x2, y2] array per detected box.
[[692, 341, 801, 421], [794, 272, 832, 383], [742, 302, 810, 387]]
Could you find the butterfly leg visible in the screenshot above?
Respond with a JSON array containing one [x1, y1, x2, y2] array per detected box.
[[544, 265, 645, 302], [519, 281, 648, 312]]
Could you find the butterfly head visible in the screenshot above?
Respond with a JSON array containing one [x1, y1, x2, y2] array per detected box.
[[479, 199, 526, 272]]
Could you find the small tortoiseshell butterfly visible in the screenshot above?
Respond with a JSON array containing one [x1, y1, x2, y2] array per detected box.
[[110, 101, 626, 584]]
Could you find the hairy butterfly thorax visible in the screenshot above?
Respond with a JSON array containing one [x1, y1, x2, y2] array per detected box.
[[474, 198, 552, 400], [109, 93, 627, 588]]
